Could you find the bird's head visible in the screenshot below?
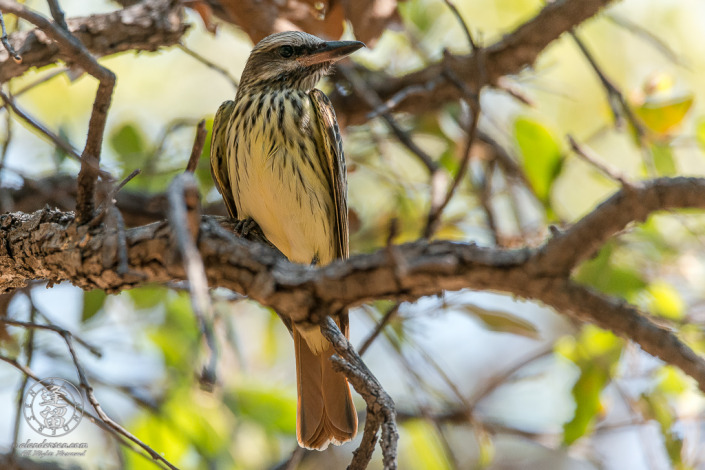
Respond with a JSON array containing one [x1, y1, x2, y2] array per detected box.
[[238, 31, 364, 92]]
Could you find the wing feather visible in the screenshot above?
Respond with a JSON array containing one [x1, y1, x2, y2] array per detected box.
[[309, 89, 348, 260], [210, 100, 239, 219]]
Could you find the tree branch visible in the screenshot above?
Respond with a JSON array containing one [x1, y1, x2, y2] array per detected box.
[[0, 0, 187, 83], [330, 0, 616, 125], [1, 178, 705, 392]]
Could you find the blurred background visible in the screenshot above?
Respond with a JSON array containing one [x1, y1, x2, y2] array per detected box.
[[2, 0, 705, 468]]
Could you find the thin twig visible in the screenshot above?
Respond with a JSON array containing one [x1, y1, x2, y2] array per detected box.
[[168, 172, 218, 389], [568, 135, 633, 187], [0, 10, 21, 63], [320, 317, 398, 470], [366, 79, 443, 119], [0, 67, 67, 113], [0, 1, 117, 223], [115, 168, 141, 194], [0, 88, 80, 160], [46, 0, 68, 31], [0, 88, 113, 181], [2, 353, 175, 469], [606, 14, 684, 66], [339, 66, 438, 173], [1, 318, 102, 357], [10, 301, 33, 458], [177, 43, 239, 91], [424, 64, 481, 238], [358, 303, 400, 356], [185, 119, 207, 174], [441, 0, 477, 51], [570, 31, 645, 136]]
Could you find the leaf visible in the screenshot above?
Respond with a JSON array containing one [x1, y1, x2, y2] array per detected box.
[[226, 385, 296, 434], [109, 123, 147, 174], [638, 393, 683, 466], [635, 95, 693, 137], [650, 143, 677, 176], [514, 117, 563, 205], [560, 326, 623, 445], [459, 304, 540, 339], [82, 289, 107, 322], [401, 419, 453, 470], [696, 118, 705, 152], [647, 281, 684, 320], [575, 242, 647, 298]]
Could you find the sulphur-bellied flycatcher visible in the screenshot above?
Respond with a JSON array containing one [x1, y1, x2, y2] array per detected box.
[[210, 31, 364, 450]]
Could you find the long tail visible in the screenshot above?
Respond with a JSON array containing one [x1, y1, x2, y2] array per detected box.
[[294, 316, 357, 450]]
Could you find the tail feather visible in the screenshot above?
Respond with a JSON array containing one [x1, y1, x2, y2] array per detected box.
[[294, 318, 357, 450]]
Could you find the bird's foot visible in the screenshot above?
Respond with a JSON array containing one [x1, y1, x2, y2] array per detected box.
[[233, 217, 259, 239]]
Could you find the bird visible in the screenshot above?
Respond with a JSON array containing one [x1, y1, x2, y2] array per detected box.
[[209, 31, 364, 450]]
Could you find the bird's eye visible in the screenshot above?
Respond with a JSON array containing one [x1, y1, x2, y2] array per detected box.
[[279, 45, 294, 58]]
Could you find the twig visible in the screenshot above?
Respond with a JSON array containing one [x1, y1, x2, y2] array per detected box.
[[570, 31, 645, 136], [115, 168, 141, 194], [424, 64, 481, 238], [1, 318, 102, 357], [0, 10, 21, 63], [0, 352, 173, 468], [568, 135, 633, 187], [0, 89, 11, 174], [167, 172, 218, 389], [11, 304, 34, 458], [339, 66, 438, 173], [0, 1, 117, 223], [185, 119, 207, 174], [46, 0, 68, 31], [366, 79, 443, 119], [606, 14, 683, 66], [177, 43, 239, 91], [0, 67, 67, 113], [320, 317, 398, 470], [0, 88, 80, 161], [441, 0, 477, 51], [358, 303, 400, 356]]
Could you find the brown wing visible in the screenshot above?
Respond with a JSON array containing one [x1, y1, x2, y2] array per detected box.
[[309, 89, 348, 260], [210, 100, 238, 219]]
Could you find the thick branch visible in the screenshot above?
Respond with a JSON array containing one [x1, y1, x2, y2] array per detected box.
[[0, 0, 186, 83], [330, 0, 616, 125], [1, 178, 705, 393]]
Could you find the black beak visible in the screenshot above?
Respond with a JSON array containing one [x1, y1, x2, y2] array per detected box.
[[298, 40, 365, 66]]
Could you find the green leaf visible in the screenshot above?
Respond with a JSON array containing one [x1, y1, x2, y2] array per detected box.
[[514, 117, 564, 206], [638, 393, 683, 465], [563, 362, 608, 444], [646, 281, 684, 320], [109, 123, 147, 174], [650, 143, 677, 176], [226, 384, 296, 434], [560, 326, 623, 445], [459, 304, 540, 339], [696, 118, 705, 152], [128, 285, 167, 309], [575, 242, 647, 298], [82, 289, 107, 322]]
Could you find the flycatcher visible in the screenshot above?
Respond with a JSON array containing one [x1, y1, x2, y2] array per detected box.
[[210, 31, 364, 450]]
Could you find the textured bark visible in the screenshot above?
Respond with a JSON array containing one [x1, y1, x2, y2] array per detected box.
[[0, 0, 187, 83], [1, 178, 705, 392]]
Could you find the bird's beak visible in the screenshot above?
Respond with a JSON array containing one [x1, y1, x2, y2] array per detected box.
[[298, 40, 365, 66]]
